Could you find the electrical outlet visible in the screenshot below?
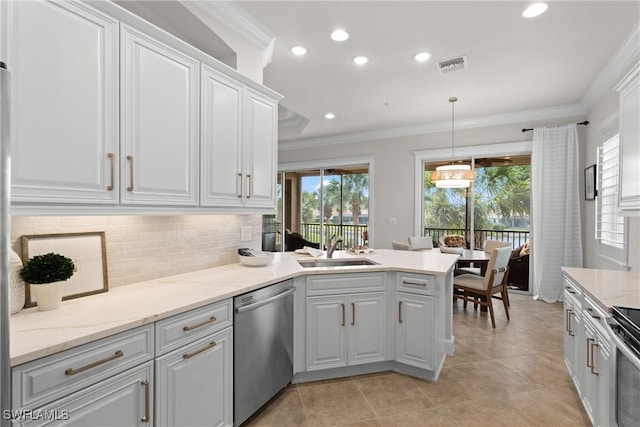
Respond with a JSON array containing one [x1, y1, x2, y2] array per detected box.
[[241, 226, 252, 242], [389, 217, 397, 225]]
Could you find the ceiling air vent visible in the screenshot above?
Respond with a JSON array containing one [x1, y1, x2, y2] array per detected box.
[[437, 56, 467, 74]]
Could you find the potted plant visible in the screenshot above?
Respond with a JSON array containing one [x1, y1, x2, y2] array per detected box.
[[20, 252, 75, 311]]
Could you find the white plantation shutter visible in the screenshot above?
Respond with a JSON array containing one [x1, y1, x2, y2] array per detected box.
[[596, 134, 628, 268]]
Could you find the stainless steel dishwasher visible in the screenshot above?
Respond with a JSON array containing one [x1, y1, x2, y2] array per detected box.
[[234, 279, 294, 426]]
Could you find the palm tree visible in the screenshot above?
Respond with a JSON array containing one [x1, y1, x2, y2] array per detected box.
[[342, 173, 368, 226]]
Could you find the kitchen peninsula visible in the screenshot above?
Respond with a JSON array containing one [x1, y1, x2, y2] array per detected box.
[[9, 250, 459, 426]]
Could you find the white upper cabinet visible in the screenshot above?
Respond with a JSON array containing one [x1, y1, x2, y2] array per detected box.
[[200, 65, 244, 207], [8, 0, 119, 204], [120, 25, 200, 206], [200, 68, 278, 209], [615, 63, 640, 214], [244, 88, 278, 208]]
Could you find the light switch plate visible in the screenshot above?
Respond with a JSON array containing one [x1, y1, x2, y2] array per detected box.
[[241, 226, 252, 241]]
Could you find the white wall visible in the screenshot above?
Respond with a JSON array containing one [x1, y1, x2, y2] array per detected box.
[[280, 103, 639, 274]]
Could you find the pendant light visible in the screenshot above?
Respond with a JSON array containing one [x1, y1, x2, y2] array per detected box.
[[431, 97, 476, 188]]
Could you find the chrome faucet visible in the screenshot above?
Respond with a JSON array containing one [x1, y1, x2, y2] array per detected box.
[[326, 234, 343, 258]]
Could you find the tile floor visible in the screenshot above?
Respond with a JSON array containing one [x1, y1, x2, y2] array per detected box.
[[244, 293, 591, 426]]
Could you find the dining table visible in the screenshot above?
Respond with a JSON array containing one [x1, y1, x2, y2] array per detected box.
[[437, 247, 492, 275]]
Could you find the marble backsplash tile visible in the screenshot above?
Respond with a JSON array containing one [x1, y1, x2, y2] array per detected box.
[[11, 215, 262, 288]]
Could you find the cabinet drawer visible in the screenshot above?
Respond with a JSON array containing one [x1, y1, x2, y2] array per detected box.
[[396, 273, 436, 295], [306, 272, 386, 296], [563, 277, 583, 298], [12, 324, 154, 410], [155, 299, 232, 356], [583, 295, 609, 332]]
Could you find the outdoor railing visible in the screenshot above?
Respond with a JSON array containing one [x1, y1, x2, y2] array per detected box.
[[299, 223, 368, 249], [425, 227, 530, 249]]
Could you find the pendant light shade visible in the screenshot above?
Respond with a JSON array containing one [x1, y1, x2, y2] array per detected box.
[[431, 97, 476, 188]]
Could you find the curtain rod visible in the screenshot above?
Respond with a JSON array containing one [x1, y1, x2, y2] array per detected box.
[[521, 120, 589, 133]]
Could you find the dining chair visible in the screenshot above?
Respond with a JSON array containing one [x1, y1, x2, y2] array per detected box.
[[408, 236, 434, 251], [391, 241, 410, 250], [453, 245, 512, 328], [457, 240, 511, 276]]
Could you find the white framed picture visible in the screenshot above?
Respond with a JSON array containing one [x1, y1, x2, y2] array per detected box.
[[21, 232, 108, 307]]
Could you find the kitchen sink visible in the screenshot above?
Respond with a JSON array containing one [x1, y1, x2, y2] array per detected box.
[[297, 258, 379, 268]]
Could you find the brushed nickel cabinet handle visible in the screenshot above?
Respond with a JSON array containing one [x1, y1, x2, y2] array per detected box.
[[590, 341, 600, 375], [106, 153, 115, 191], [341, 303, 345, 326], [237, 173, 243, 198], [126, 155, 134, 191], [182, 316, 217, 332], [141, 379, 150, 422], [586, 337, 593, 368], [567, 309, 575, 337], [183, 341, 217, 359], [65, 350, 124, 376], [403, 280, 427, 287], [399, 301, 403, 324], [565, 286, 576, 294], [247, 174, 253, 199], [586, 308, 602, 320], [351, 303, 355, 326]]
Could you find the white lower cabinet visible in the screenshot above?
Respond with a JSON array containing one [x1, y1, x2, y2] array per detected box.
[[306, 292, 386, 371], [395, 292, 435, 370], [562, 273, 613, 427], [17, 362, 153, 427], [155, 327, 233, 427]]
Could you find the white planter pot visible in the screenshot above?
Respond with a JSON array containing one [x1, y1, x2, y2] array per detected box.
[[32, 281, 66, 311], [10, 250, 25, 314]]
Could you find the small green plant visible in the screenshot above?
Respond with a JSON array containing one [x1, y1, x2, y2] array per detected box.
[[20, 253, 75, 284]]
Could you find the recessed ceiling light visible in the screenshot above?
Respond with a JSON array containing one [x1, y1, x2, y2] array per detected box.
[[352, 56, 369, 65], [522, 3, 548, 18], [324, 113, 336, 120], [413, 51, 432, 63], [290, 46, 308, 56], [331, 29, 349, 42]]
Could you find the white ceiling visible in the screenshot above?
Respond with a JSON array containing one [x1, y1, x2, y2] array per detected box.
[[236, 1, 639, 143]]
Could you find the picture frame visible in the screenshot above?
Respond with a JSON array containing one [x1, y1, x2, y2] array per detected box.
[[21, 232, 108, 308], [585, 164, 597, 201]]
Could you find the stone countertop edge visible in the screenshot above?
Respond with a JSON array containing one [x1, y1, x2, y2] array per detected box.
[[10, 250, 460, 366], [562, 267, 640, 312]]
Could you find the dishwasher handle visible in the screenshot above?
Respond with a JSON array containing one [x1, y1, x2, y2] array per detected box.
[[235, 287, 295, 313]]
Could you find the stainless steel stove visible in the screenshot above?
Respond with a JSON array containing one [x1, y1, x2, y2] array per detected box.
[[609, 306, 640, 427]]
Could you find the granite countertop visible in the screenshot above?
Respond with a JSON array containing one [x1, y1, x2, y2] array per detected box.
[[562, 267, 640, 310], [10, 249, 459, 366]]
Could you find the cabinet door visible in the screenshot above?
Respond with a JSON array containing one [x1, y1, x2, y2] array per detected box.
[[8, 0, 119, 204], [348, 293, 387, 365], [155, 328, 233, 427], [200, 65, 244, 207], [396, 292, 435, 370], [594, 328, 612, 427], [121, 25, 199, 206], [616, 64, 640, 213], [306, 296, 348, 371], [581, 318, 597, 424], [563, 290, 583, 392], [18, 362, 153, 427], [244, 88, 277, 208]]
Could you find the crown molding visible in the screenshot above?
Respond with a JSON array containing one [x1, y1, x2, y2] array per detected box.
[[279, 103, 586, 152], [180, 1, 275, 67], [581, 20, 640, 108]]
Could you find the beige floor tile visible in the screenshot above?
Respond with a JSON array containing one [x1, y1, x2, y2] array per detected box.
[[354, 372, 436, 417], [243, 389, 308, 427], [299, 381, 376, 427]]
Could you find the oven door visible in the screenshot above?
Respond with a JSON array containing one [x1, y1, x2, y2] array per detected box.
[[607, 321, 640, 427]]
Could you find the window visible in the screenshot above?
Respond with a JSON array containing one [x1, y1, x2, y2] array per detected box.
[[596, 132, 629, 268]]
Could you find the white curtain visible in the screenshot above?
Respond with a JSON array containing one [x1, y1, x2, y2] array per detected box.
[[531, 124, 583, 302]]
